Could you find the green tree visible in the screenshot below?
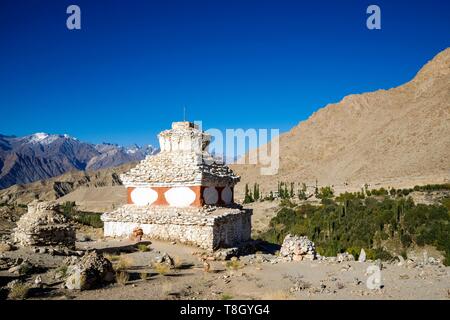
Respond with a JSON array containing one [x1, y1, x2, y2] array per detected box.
[[253, 183, 260, 201], [244, 183, 254, 203]]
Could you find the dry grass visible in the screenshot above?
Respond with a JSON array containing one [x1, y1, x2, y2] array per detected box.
[[104, 253, 120, 262], [55, 265, 68, 278], [0, 243, 12, 252], [8, 283, 30, 300], [173, 255, 183, 269], [226, 259, 242, 271], [116, 271, 129, 286], [114, 255, 134, 271], [140, 272, 148, 280], [262, 290, 291, 300], [153, 262, 170, 275]]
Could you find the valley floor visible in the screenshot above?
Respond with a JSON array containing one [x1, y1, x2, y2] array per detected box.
[[1, 238, 449, 300]]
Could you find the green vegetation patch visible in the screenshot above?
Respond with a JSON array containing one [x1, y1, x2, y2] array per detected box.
[[259, 195, 450, 265], [59, 201, 104, 228]]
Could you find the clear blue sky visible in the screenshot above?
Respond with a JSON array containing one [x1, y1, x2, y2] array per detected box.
[[1, 0, 449, 147]]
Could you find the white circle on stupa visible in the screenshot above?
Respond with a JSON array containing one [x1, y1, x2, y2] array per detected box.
[[221, 186, 232, 204], [164, 187, 196, 207], [203, 187, 219, 205], [131, 188, 158, 206]]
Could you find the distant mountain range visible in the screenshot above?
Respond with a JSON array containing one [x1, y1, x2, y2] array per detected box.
[[0, 132, 158, 189]]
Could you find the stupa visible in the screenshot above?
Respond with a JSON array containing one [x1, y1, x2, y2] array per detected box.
[[101, 121, 252, 250]]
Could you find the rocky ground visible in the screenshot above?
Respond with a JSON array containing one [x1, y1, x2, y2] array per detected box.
[[1, 198, 449, 300], [1, 233, 449, 300]]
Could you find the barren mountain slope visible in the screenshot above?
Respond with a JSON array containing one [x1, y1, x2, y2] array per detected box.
[[0, 162, 136, 205], [232, 48, 450, 196]]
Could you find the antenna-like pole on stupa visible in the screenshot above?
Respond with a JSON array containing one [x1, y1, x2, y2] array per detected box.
[[183, 105, 186, 121]]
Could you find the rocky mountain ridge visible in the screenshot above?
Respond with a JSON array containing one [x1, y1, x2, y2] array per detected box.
[[0, 133, 158, 189]]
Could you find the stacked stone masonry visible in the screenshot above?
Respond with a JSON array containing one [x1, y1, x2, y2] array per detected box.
[[13, 200, 75, 248], [102, 121, 252, 250], [120, 122, 240, 207], [102, 205, 251, 250]]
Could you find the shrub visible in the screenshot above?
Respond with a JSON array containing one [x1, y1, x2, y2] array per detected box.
[[140, 272, 148, 280], [137, 244, 150, 252], [317, 186, 334, 199], [55, 265, 68, 278], [104, 254, 120, 262], [226, 259, 242, 271], [60, 202, 103, 228], [346, 247, 361, 260], [73, 212, 103, 228], [8, 282, 30, 300], [115, 255, 133, 271], [372, 248, 394, 261], [400, 233, 413, 247], [116, 271, 129, 286], [153, 262, 170, 275], [221, 294, 233, 300], [262, 290, 291, 300], [280, 198, 296, 208]]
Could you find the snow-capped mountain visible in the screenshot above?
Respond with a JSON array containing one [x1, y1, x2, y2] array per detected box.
[[0, 133, 158, 189]]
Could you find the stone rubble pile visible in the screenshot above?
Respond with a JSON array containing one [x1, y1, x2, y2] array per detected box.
[[154, 252, 175, 268], [7, 259, 35, 276], [12, 201, 76, 248], [337, 252, 355, 262], [279, 234, 316, 261], [65, 251, 115, 290], [0, 242, 15, 252], [0, 256, 24, 271]]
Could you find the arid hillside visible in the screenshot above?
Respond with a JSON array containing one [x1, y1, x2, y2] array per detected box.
[[0, 162, 135, 207], [232, 48, 450, 197]]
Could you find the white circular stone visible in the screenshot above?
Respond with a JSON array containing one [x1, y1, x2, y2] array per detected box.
[[221, 186, 233, 204], [164, 187, 196, 207], [130, 188, 158, 206], [203, 187, 219, 205]]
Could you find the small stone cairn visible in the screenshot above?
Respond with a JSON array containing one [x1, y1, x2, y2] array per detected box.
[[279, 234, 316, 261], [13, 200, 75, 248]]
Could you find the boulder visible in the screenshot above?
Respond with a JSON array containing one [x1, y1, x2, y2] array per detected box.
[[65, 251, 115, 290], [154, 252, 174, 268]]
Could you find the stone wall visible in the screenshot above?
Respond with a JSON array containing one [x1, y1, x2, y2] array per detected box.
[[102, 205, 252, 250], [212, 209, 252, 249]]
